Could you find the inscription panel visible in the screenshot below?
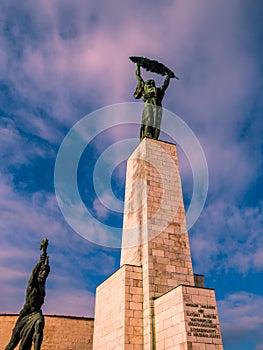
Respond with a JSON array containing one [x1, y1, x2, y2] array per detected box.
[[185, 302, 221, 339]]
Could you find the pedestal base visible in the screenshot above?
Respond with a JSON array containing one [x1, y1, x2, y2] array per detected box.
[[154, 285, 223, 350], [93, 265, 143, 350]]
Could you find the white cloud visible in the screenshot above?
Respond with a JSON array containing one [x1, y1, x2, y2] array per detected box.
[[43, 289, 95, 317], [218, 292, 263, 346], [191, 201, 263, 275]]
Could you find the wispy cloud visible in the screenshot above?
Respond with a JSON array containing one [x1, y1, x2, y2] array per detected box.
[[219, 292, 263, 347], [43, 289, 95, 317], [191, 200, 263, 275]]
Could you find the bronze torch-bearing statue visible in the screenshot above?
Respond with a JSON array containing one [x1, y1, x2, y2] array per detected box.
[[5, 238, 50, 350]]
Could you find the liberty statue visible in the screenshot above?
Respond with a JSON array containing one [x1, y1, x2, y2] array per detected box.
[[130, 56, 179, 140]]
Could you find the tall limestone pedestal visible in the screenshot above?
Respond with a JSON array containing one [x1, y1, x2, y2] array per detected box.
[[93, 138, 224, 350]]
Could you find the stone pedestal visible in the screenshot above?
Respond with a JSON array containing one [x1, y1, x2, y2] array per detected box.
[[154, 285, 223, 350], [93, 265, 143, 349], [92, 138, 224, 350]]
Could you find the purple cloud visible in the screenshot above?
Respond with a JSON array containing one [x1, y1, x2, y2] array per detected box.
[[219, 292, 263, 346], [191, 200, 263, 275]]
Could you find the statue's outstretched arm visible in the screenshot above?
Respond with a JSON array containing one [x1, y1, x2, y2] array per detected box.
[[134, 64, 144, 99], [27, 254, 45, 288], [136, 64, 144, 84], [161, 73, 170, 92]]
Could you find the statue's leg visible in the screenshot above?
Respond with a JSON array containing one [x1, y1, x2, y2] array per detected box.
[[140, 125, 145, 140], [145, 104, 154, 138], [153, 107, 162, 140], [147, 127, 154, 138], [5, 315, 25, 350], [153, 128, 160, 140], [141, 104, 150, 140], [4, 330, 20, 350], [33, 319, 44, 350], [19, 336, 32, 350]]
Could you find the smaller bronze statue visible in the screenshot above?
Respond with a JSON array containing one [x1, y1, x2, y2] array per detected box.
[[130, 56, 179, 141], [5, 238, 50, 350]]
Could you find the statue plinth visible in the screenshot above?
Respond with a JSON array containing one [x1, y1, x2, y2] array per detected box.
[[93, 139, 224, 349]]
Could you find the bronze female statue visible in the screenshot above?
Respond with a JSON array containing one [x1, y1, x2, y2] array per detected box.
[[130, 56, 178, 141]]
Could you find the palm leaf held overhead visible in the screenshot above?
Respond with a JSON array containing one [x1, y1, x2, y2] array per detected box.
[[129, 56, 179, 80]]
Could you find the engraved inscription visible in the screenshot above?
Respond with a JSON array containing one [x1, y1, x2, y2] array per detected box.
[[185, 303, 221, 339]]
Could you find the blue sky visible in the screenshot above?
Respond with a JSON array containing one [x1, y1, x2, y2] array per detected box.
[[0, 0, 263, 349]]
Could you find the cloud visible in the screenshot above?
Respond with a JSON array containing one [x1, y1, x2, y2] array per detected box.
[[218, 292, 263, 347], [0, 175, 61, 236], [43, 289, 95, 317], [191, 200, 263, 275], [93, 197, 110, 219], [0, 117, 56, 175], [254, 250, 263, 270]]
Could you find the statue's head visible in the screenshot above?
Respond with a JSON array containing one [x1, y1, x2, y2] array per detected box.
[[145, 79, 155, 87], [38, 264, 50, 283]]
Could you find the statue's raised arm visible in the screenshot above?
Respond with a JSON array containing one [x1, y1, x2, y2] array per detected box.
[[134, 64, 145, 99], [39, 237, 48, 256], [160, 72, 170, 93]]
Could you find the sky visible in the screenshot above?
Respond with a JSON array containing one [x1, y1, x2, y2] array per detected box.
[[0, 0, 262, 349]]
